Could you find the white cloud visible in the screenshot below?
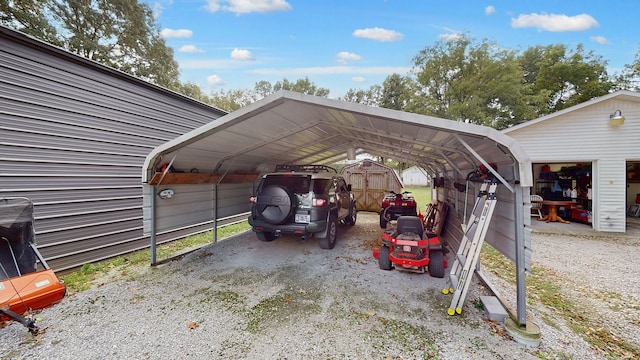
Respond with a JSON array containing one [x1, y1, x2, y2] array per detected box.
[[590, 36, 609, 45], [151, 2, 163, 19], [439, 33, 464, 42], [336, 52, 362, 65], [485, 6, 495, 15], [160, 28, 193, 39], [511, 13, 599, 32], [352, 76, 366, 83], [179, 45, 204, 53], [207, 74, 225, 86], [231, 48, 255, 61], [353, 27, 404, 42], [205, 0, 291, 14]]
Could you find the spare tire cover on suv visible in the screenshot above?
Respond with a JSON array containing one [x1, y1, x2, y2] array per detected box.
[[256, 185, 296, 224]]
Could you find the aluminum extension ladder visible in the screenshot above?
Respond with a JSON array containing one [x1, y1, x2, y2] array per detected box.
[[443, 181, 498, 315]]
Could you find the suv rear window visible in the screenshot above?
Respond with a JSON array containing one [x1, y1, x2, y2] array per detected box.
[[312, 179, 331, 195], [262, 175, 311, 193], [261, 175, 332, 195]]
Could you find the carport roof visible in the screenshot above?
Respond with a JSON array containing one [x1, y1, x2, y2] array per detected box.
[[142, 90, 532, 186]]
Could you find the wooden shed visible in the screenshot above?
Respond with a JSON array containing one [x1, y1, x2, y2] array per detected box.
[[340, 160, 403, 212]]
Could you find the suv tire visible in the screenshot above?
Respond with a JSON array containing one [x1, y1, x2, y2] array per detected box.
[[256, 185, 295, 225], [255, 231, 277, 242], [344, 203, 357, 226], [317, 215, 337, 249]]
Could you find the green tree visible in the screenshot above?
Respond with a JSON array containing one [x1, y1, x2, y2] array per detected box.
[[407, 35, 535, 129], [340, 85, 382, 105], [48, 0, 180, 88], [209, 88, 256, 112], [520, 44, 613, 114], [0, 0, 60, 45], [379, 73, 410, 110], [272, 77, 330, 97], [174, 82, 215, 106], [2, 0, 180, 89], [253, 80, 274, 99]]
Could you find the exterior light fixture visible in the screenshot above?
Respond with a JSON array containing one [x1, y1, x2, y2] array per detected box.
[[609, 110, 625, 126]]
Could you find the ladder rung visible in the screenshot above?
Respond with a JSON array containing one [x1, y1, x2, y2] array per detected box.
[[456, 253, 466, 264]]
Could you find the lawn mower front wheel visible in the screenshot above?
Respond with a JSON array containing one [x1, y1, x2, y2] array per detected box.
[[428, 250, 445, 278], [378, 246, 392, 270]]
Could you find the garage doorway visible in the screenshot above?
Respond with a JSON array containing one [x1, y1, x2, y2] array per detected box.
[[532, 162, 592, 224]]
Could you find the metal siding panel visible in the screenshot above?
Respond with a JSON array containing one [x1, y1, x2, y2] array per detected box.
[[1, 144, 145, 166], [145, 183, 253, 234], [0, 176, 138, 189], [1, 30, 225, 271], [443, 169, 533, 272], [3, 127, 153, 155], [595, 159, 627, 232]]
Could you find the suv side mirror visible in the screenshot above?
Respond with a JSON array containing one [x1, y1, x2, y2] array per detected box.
[[347, 184, 352, 192]]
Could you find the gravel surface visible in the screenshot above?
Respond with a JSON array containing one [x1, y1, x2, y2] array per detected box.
[[1, 213, 639, 359]]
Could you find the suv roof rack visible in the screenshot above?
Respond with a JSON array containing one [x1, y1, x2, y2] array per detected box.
[[274, 164, 337, 173]]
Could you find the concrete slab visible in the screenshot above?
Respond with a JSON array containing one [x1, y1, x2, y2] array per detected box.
[[480, 295, 508, 322]]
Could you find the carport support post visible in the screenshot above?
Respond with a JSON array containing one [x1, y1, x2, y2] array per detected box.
[[504, 183, 541, 346], [514, 184, 527, 326], [150, 185, 157, 265], [213, 184, 218, 242]]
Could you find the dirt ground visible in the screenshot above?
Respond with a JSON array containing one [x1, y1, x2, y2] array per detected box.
[[1, 212, 634, 359]]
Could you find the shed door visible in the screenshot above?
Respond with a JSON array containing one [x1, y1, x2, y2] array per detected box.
[[365, 171, 389, 212], [346, 170, 389, 212]]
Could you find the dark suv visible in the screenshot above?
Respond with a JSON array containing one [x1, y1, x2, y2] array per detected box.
[[248, 164, 357, 249]]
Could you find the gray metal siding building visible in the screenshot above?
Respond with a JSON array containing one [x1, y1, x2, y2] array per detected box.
[[1, 26, 227, 271]]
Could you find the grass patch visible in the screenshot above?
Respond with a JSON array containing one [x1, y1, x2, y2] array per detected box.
[[245, 287, 322, 334], [369, 316, 440, 359], [403, 186, 432, 211], [60, 221, 251, 293], [480, 243, 640, 359]]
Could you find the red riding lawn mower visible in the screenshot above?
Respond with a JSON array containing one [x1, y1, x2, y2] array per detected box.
[[379, 190, 418, 228], [373, 214, 447, 278]]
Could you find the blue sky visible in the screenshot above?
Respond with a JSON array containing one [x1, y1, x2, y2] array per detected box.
[[144, 0, 639, 98]]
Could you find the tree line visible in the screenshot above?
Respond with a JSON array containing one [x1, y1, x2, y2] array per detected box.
[[2, 1, 639, 129]]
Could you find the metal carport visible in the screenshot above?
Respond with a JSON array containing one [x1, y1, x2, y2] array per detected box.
[[141, 90, 534, 329]]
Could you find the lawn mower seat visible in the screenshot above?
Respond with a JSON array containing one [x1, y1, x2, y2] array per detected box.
[[395, 216, 425, 238]]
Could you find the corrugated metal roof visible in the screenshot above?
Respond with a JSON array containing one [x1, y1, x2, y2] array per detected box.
[[143, 90, 533, 187]]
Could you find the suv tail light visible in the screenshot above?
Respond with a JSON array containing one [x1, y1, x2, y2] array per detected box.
[[312, 198, 326, 207], [249, 195, 257, 204]]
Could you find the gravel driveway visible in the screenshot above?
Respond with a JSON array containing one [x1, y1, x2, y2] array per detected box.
[[1, 213, 638, 359]]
